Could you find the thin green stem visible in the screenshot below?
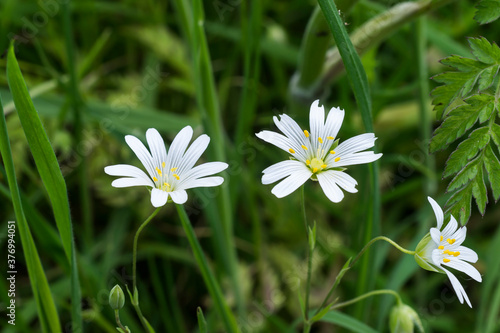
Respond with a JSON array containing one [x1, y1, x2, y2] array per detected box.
[[176, 204, 239, 333], [300, 185, 308, 233], [351, 236, 415, 268], [114, 310, 130, 333], [330, 289, 402, 310], [133, 207, 162, 292]]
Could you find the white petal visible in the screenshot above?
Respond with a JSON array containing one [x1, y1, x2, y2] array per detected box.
[[324, 106, 344, 140], [273, 114, 306, 146], [105, 164, 151, 181], [317, 172, 345, 203], [146, 128, 167, 168], [326, 170, 358, 193], [444, 258, 482, 282], [169, 190, 188, 204], [256, 130, 307, 162], [166, 126, 193, 171], [179, 162, 228, 187], [455, 246, 478, 263], [270, 168, 311, 198], [448, 226, 467, 248], [442, 267, 472, 307], [125, 135, 156, 178], [262, 160, 310, 185], [111, 178, 154, 188], [328, 151, 382, 167], [178, 134, 210, 173], [151, 188, 169, 207], [309, 100, 325, 152], [334, 133, 376, 156], [427, 196, 444, 229], [430, 228, 442, 245], [441, 216, 458, 239], [181, 176, 224, 190]]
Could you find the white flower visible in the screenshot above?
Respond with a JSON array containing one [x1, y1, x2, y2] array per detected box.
[[104, 126, 228, 207], [414, 197, 482, 307], [255, 100, 382, 202]]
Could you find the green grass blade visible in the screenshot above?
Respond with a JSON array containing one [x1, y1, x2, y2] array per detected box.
[[317, 0, 381, 318], [0, 95, 61, 332], [6, 43, 82, 331], [320, 311, 378, 333]]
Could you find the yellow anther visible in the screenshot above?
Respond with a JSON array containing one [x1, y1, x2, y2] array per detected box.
[[334, 157, 340, 162], [289, 148, 296, 154], [164, 182, 169, 187], [438, 245, 444, 250], [304, 130, 310, 138], [443, 250, 450, 255], [306, 160, 311, 165], [162, 162, 166, 168], [170, 167, 178, 172], [313, 168, 318, 173], [321, 164, 327, 168], [440, 236, 443, 242], [330, 150, 336, 154], [453, 251, 460, 257], [156, 167, 162, 175], [301, 145, 308, 150], [327, 136, 334, 140], [443, 258, 451, 263], [318, 137, 323, 143], [447, 238, 456, 245], [153, 176, 158, 182], [173, 174, 180, 180]]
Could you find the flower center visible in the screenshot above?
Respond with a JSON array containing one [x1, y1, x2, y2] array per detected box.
[[309, 157, 327, 173], [152, 162, 179, 192], [439, 237, 459, 263]]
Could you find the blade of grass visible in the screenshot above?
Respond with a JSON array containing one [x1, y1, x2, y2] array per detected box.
[[173, 0, 245, 317], [6, 43, 82, 331], [317, 0, 381, 319], [0, 94, 61, 332]]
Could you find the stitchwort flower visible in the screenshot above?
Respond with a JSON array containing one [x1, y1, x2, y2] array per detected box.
[[415, 197, 482, 307], [105, 126, 228, 207], [256, 100, 382, 202]]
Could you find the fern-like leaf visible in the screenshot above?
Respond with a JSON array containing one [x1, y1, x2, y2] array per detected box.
[[475, 0, 500, 25], [431, 37, 500, 225]]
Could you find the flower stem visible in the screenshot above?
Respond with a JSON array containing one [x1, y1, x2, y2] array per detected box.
[[176, 204, 239, 333], [301, 185, 314, 332], [330, 289, 402, 310], [132, 207, 162, 292], [114, 310, 130, 333], [351, 236, 415, 268]]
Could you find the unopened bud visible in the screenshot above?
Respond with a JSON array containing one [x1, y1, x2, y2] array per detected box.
[[390, 303, 423, 333], [109, 284, 125, 310]]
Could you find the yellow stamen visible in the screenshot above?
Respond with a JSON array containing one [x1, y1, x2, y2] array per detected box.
[[301, 145, 308, 150], [334, 157, 340, 162], [446, 238, 456, 245], [153, 176, 158, 182], [327, 136, 334, 140], [171, 167, 178, 172], [306, 160, 311, 165], [443, 258, 451, 263], [304, 130, 310, 138], [440, 236, 443, 242], [318, 137, 323, 143], [156, 167, 162, 175], [438, 245, 444, 250], [443, 250, 450, 255], [330, 150, 336, 154], [173, 174, 180, 180], [453, 251, 460, 257], [321, 164, 327, 168], [162, 162, 166, 168], [164, 182, 170, 187], [289, 148, 296, 154], [313, 168, 318, 173]]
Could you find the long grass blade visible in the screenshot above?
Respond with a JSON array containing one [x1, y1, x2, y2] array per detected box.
[[6, 43, 82, 331]]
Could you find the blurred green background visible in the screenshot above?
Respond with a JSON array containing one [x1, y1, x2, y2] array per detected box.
[[0, 0, 499, 332]]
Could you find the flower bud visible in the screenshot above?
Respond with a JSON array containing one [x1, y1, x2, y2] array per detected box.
[[389, 303, 423, 333], [109, 284, 125, 310]]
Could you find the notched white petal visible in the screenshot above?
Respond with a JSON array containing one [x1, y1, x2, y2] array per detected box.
[[151, 188, 169, 207], [427, 196, 444, 229]]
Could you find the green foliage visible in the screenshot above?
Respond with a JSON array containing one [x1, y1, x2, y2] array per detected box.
[[475, 0, 500, 25], [431, 37, 500, 224]]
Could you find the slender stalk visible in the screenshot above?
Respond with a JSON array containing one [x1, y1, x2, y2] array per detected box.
[[330, 289, 402, 310], [114, 310, 130, 333], [301, 185, 313, 331], [176, 204, 239, 333], [132, 207, 162, 292]]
